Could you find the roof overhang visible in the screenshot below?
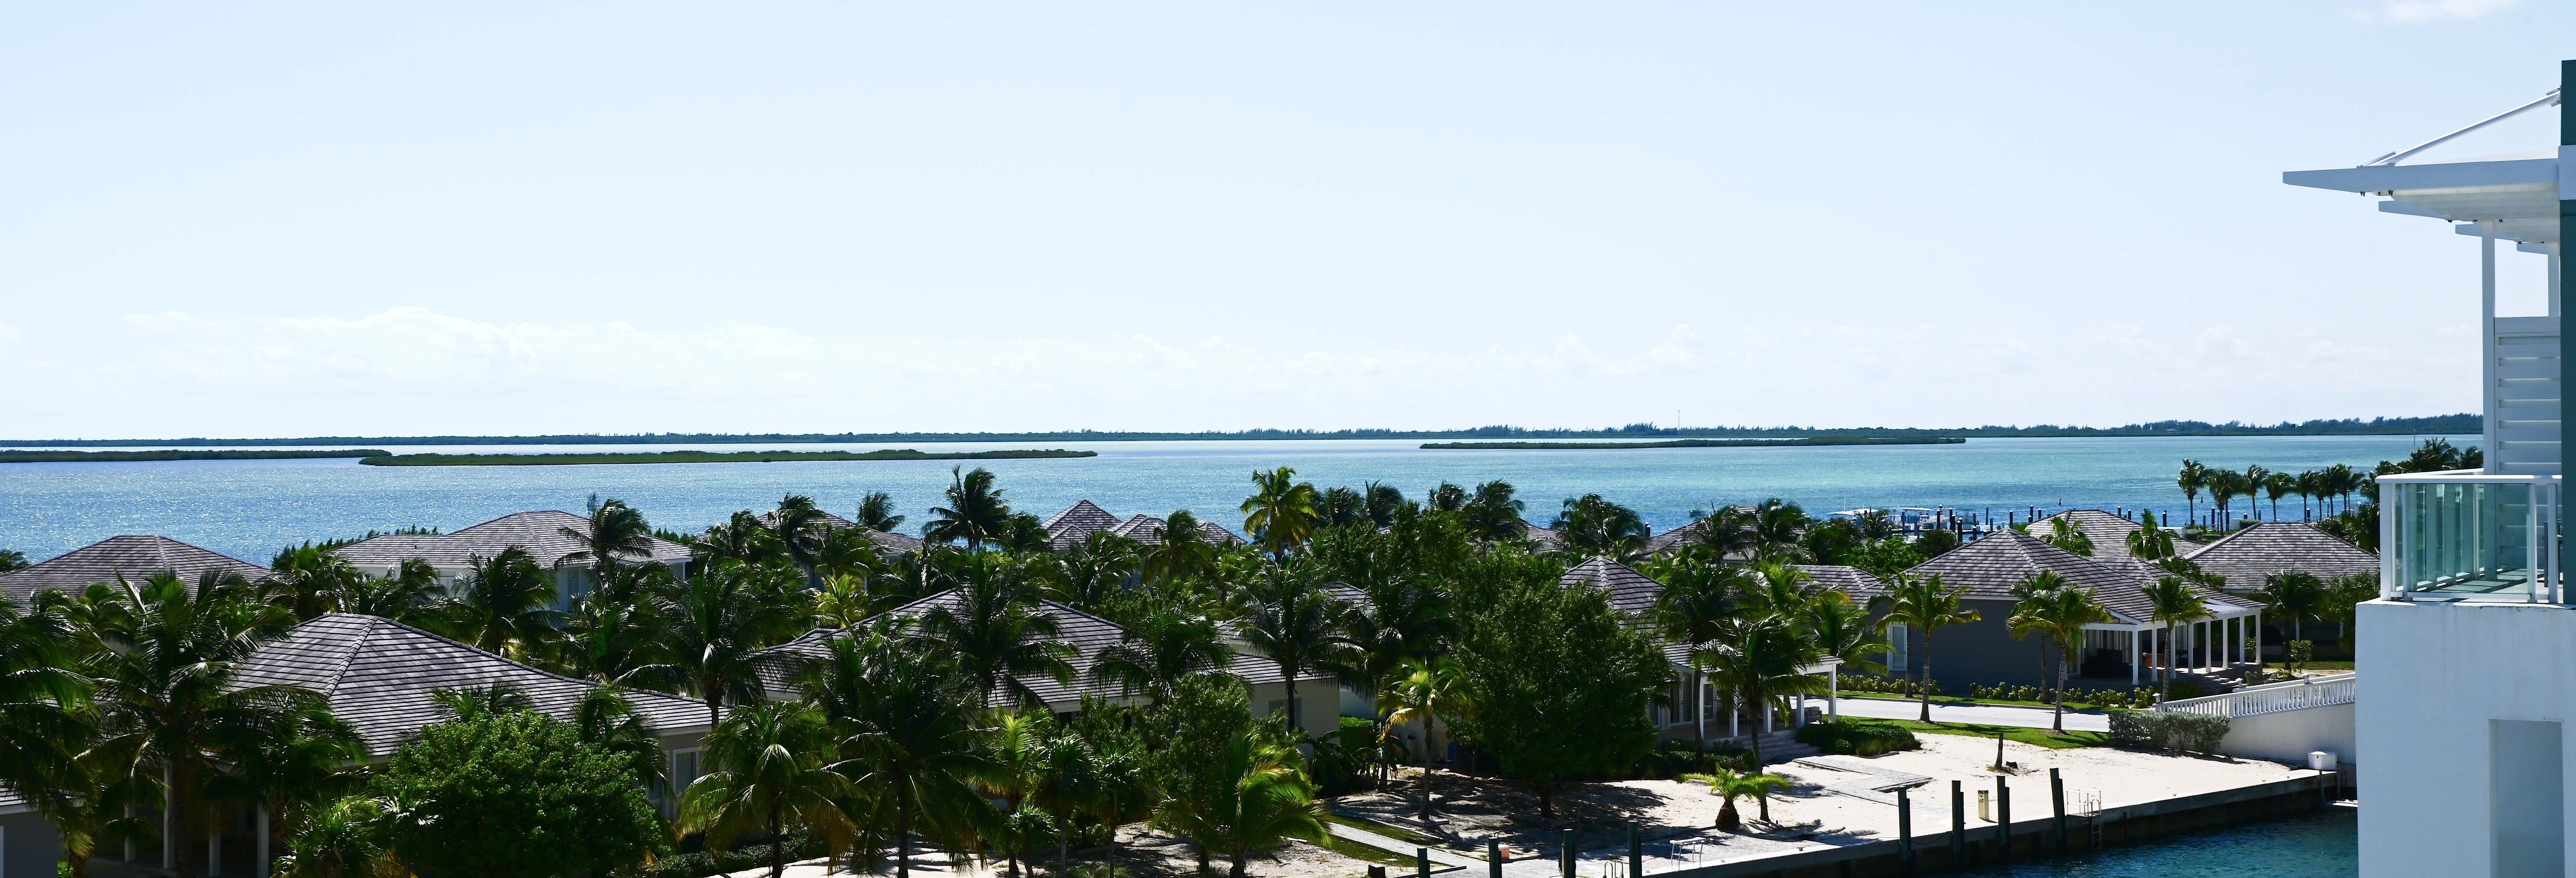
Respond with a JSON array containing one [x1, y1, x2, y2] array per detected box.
[[2283, 148, 2565, 247]]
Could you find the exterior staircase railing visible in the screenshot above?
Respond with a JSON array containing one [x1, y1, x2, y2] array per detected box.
[[2155, 673, 2355, 719]]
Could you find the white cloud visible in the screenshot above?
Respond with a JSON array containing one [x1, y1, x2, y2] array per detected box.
[[2352, 0, 2516, 23]]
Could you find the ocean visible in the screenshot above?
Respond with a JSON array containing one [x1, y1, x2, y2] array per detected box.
[[0, 434, 2467, 565]]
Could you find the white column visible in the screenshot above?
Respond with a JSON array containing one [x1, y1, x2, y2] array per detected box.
[[2130, 629, 2140, 685], [2482, 221, 2499, 468], [1694, 671, 1705, 742], [257, 808, 270, 878], [1828, 664, 1840, 721]]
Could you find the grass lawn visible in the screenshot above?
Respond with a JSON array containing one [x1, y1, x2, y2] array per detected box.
[[2297, 661, 2355, 670], [1314, 831, 1415, 866], [1870, 719, 2109, 750], [1841, 691, 2135, 712], [1319, 812, 1441, 847]]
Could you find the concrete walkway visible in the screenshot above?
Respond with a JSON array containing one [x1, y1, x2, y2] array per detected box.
[[1833, 696, 2111, 733]]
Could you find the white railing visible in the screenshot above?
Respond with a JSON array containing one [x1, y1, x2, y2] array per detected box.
[[2380, 470, 2562, 604], [2157, 674, 2355, 718]]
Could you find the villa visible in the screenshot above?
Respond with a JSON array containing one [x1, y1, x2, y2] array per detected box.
[[2180, 522, 2378, 593], [333, 510, 693, 602], [2286, 61, 2567, 878], [1889, 530, 2258, 687], [1560, 557, 1854, 751], [1036, 500, 1248, 548], [759, 508, 926, 554], [2029, 509, 2156, 557], [0, 535, 272, 606]]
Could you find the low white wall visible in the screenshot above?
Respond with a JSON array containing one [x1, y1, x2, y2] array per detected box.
[[2219, 701, 2354, 766]]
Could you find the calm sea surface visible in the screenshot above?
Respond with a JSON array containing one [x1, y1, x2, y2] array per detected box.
[[1952, 808, 2354, 877], [0, 435, 2470, 564]]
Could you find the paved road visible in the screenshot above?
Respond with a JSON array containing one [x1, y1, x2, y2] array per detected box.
[[1832, 696, 2112, 733]]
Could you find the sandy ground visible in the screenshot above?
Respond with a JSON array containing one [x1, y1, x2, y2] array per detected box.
[[1338, 733, 2308, 855], [713, 824, 1373, 878]]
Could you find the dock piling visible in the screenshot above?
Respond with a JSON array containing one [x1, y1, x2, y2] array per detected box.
[[1560, 830, 1575, 878], [1489, 841, 1504, 878], [1997, 777, 2012, 864], [1418, 849, 1430, 878], [1896, 787, 1917, 877], [1951, 780, 1967, 865], [2051, 768, 2068, 854], [1626, 822, 1640, 878]]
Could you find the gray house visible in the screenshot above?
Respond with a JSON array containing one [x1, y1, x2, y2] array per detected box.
[[0, 535, 273, 607], [333, 510, 694, 606], [1882, 530, 2259, 689], [2181, 522, 2378, 593]]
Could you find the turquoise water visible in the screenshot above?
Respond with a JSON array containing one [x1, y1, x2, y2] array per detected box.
[[1954, 809, 2354, 876], [0, 435, 2467, 563]]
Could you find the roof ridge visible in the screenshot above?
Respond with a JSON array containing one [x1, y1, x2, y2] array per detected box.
[[313, 615, 375, 700]]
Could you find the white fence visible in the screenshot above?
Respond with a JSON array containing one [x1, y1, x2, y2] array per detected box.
[[2156, 674, 2355, 719]]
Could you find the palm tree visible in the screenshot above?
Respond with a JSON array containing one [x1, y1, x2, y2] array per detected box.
[[31, 749, 153, 878], [670, 561, 803, 727], [1797, 592, 1886, 675], [980, 712, 1052, 878], [920, 555, 1076, 711], [1647, 551, 1749, 746], [1553, 494, 1649, 558], [1140, 510, 1219, 589], [811, 526, 889, 583], [925, 466, 1014, 551], [1029, 734, 1100, 871], [2240, 465, 2272, 522], [560, 585, 678, 688], [333, 559, 441, 624], [1878, 574, 1980, 723], [1237, 562, 1355, 734], [2006, 584, 2112, 732], [1377, 657, 1465, 818], [855, 491, 907, 534], [1090, 607, 1232, 707], [573, 685, 668, 790], [679, 701, 860, 878], [1048, 531, 1141, 614], [1697, 614, 1830, 767], [2323, 572, 2377, 651], [1688, 506, 1760, 559], [1749, 498, 1811, 559], [2263, 471, 2295, 522], [1241, 467, 1322, 562], [695, 511, 785, 568], [2325, 464, 2359, 514], [810, 572, 885, 631], [1426, 482, 1469, 512], [1459, 481, 1528, 542], [2043, 517, 2093, 556], [2257, 571, 2329, 646], [2007, 571, 2073, 693], [1150, 726, 1327, 878], [1707, 767, 1790, 831], [562, 495, 655, 579], [770, 494, 834, 591], [2176, 460, 2208, 528], [266, 543, 360, 621], [2125, 511, 2175, 560], [224, 700, 369, 866], [0, 597, 86, 826], [2293, 470, 2323, 519], [2208, 469, 2246, 531], [801, 626, 995, 878], [436, 547, 561, 658], [2143, 576, 2211, 700], [74, 570, 304, 878], [282, 795, 402, 878]]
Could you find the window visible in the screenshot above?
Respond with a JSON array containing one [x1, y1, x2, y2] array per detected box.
[[1264, 699, 1286, 717], [1885, 623, 1909, 675]]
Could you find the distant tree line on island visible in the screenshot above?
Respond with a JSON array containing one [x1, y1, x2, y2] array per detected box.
[[0, 413, 2481, 447]]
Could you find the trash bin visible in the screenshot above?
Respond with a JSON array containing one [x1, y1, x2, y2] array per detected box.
[[2307, 751, 2338, 772]]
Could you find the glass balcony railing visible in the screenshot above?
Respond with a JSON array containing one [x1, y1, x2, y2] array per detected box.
[[2381, 470, 2562, 603]]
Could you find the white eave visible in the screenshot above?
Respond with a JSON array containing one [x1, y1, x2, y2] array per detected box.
[[2284, 148, 2564, 247]]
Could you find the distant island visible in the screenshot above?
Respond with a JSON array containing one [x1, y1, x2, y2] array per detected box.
[[1, 413, 2479, 447], [0, 449, 391, 463], [1422, 437, 1966, 450], [356, 448, 1097, 466]]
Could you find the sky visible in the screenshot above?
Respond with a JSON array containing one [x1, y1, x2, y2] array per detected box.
[[1, 2, 2567, 439]]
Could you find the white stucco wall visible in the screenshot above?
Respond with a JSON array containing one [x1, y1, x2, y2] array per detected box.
[[2219, 702, 2354, 766], [2358, 600, 2576, 878]]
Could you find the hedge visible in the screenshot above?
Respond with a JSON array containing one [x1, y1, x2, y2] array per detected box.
[[2106, 711, 2231, 755], [1795, 720, 1922, 757]]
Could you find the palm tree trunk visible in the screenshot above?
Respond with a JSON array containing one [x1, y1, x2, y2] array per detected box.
[[2051, 648, 2066, 734], [1918, 651, 1935, 724], [896, 784, 912, 878], [770, 813, 786, 878], [1282, 663, 1300, 734], [1749, 689, 1768, 766], [2161, 623, 2175, 700], [1419, 714, 1437, 819]]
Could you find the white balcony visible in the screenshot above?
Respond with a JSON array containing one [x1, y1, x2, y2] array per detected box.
[[2380, 470, 2562, 603]]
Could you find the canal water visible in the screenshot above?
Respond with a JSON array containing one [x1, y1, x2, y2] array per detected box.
[[1953, 807, 2354, 877]]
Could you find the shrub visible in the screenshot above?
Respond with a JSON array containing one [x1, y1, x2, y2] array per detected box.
[[632, 835, 827, 878], [375, 710, 667, 878], [1795, 720, 1921, 757], [2107, 711, 2231, 755]]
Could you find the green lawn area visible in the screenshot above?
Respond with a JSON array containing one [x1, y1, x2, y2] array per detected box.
[[1320, 812, 1441, 847], [1870, 719, 2109, 750], [2297, 661, 2355, 670], [1314, 831, 1414, 866], [1842, 691, 2134, 712]]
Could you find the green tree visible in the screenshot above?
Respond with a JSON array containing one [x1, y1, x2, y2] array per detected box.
[[770, 494, 834, 591], [920, 555, 1075, 711], [1241, 467, 1322, 562], [2043, 517, 2094, 556], [2176, 459, 2208, 528], [437, 547, 561, 658], [1698, 614, 1829, 767], [266, 543, 361, 622], [572, 685, 669, 790], [1378, 657, 1466, 818], [1140, 510, 1221, 590], [1089, 607, 1232, 708], [374, 710, 668, 878], [2005, 583, 2112, 732], [1152, 726, 1327, 878], [1644, 550, 1748, 747], [1707, 767, 1789, 831], [563, 495, 656, 580], [670, 560, 803, 727], [925, 466, 1015, 551], [679, 701, 860, 878], [2263, 471, 2295, 522], [1877, 574, 1980, 723], [2125, 510, 2175, 560], [1049, 531, 1141, 614], [694, 511, 786, 568], [1552, 494, 1649, 559], [1237, 562, 1355, 734], [2256, 570, 2328, 646], [1748, 498, 1811, 560], [855, 491, 907, 534], [0, 548, 28, 572], [2143, 576, 2211, 700], [2324, 572, 2378, 651], [333, 559, 441, 625], [1460, 480, 1529, 542], [1798, 592, 1885, 675], [280, 794, 401, 878], [25, 736, 152, 878], [1913, 528, 1960, 558], [801, 624, 995, 878], [222, 701, 370, 869], [1450, 577, 1666, 816], [978, 711, 1054, 878], [73, 570, 303, 878]]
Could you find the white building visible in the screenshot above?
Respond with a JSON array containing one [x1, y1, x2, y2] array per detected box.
[[2286, 65, 2566, 877]]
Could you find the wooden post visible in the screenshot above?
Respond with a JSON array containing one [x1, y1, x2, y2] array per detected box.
[[1950, 780, 1966, 866], [1418, 849, 1431, 878], [1997, 778, 2012, 864], [1561, 830, 1576, 878], [1896, 787, 1917, 878], [1626, 822, 1641, 878], [2051, 768, 2068, 854], [1489, 841, 1504, 878]]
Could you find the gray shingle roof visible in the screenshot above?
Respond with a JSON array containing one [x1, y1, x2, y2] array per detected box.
[[0, 535, 273, 606], [1905, 530, 2250, 624], [1043, 501, 1125, 551], [2032, 509, 2148, 557], [773, 509, 924, 554], [2182, 522, 2378, 591], [1522, 522, 1566, 551], [1104, 514, 1245, 547], [1562, 557, 1665, 616], [750, 590, 1328, 706], [333, 510, 692, 569], [230, 613, 712, 757]]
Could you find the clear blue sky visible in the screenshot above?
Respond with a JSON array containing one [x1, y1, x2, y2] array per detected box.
[[2, 2, 2565, 437]]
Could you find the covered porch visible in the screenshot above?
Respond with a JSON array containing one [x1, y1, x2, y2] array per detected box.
[[1663, 657, 1846, 741], [2075, 604, 2264, 686]]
